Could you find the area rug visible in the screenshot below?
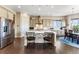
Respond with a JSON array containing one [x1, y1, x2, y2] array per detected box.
[[59, 37, 79, 48]]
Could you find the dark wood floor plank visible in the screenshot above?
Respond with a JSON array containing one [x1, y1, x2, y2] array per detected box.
[[0, 37, 79, 54]]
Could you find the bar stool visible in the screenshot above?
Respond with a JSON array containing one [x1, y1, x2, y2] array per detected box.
[[43, 32, 54, 48], [26, 32, 36, 48], [43, 32, 54, 47]]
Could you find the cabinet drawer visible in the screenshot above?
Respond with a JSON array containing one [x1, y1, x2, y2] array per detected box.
[[8, 11, 13, 20]]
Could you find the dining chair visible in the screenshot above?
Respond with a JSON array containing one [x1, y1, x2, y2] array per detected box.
[[76, 35, 79, 44], [72, 34, 78, 43], [67, 30, 73, 42], [64, 29, 68, 39]]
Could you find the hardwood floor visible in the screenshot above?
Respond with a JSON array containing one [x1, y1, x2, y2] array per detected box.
[[0, 38, 24, 54], [25, 43, 56, 54], [0, 37, 79, 54]]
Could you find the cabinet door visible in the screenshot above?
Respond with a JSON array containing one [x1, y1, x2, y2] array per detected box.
[[43, 19, 47, 27], [8, 12, 13, 20], [0, 7, 7, 18], [30, 19, 33, 27], [0, 7, 1, 17], [1, 38, 7, 48]]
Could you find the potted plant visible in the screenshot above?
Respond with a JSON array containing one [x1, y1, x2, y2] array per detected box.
[[73, 25, 79, 33]]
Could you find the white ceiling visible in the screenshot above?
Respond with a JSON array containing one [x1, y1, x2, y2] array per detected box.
[[5, 5, 79, 16]]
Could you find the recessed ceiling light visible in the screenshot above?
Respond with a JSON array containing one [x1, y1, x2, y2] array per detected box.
[[18, 5, 21, 9], [50, 5, 54, 8], [38, 8, 41, 11]]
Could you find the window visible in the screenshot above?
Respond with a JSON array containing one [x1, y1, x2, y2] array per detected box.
[[71, 18, 79, 26], [71, 18, 79, 32], [53, 20, 62, 30]]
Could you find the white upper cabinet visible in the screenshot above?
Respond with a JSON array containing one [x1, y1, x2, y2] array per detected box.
[[8, 11, 14, 20], [0, 7, 7, 18], [0, 6, 14, 20]]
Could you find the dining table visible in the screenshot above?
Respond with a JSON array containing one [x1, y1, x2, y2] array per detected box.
[[68, 32, 79, 43]]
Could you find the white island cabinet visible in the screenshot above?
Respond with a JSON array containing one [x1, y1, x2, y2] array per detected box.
[[24, 30, 57, 46]]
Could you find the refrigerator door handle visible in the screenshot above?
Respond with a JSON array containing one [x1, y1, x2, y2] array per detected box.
[[4, 26, 7, 32]]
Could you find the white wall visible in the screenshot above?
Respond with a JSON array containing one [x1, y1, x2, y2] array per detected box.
[[20, 13, 30, 37]]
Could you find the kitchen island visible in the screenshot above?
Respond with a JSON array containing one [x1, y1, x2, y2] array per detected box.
[[24, 30, 57, 46]]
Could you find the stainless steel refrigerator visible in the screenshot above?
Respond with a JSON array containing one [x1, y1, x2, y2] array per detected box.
[[0, 17, 14, 48]]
